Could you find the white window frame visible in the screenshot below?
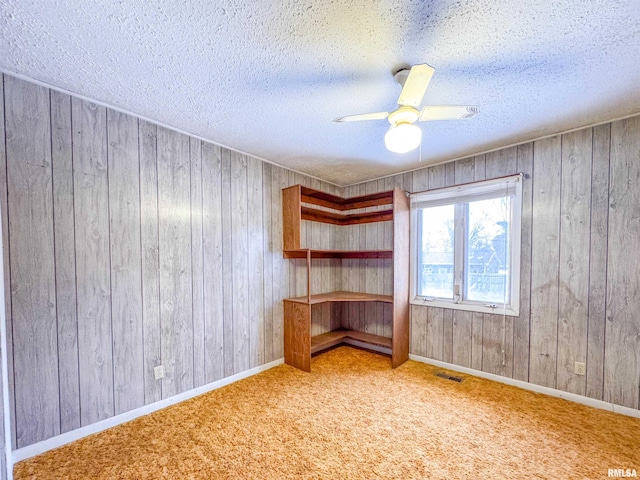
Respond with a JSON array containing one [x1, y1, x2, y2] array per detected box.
[[410, 174, 523, 317]]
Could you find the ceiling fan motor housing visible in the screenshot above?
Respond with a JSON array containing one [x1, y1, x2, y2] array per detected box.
[[388, 106, 420, 126], [393, 68, 411, 87]]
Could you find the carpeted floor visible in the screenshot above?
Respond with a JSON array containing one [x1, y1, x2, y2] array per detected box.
[[15, 346, 640, 479]]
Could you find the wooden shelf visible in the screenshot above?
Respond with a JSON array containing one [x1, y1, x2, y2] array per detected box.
[[301, 206, 393, 226], [284, 291, 393, 305], [310, 330, 347, 354], [311, 329, 393, 354], [301, 186, 393, 211], [283, 185, 395, 251], [282, 184, 410, 372], [283, 249, 393, 259]]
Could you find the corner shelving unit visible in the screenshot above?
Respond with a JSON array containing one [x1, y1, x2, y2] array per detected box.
[[282, 185, 410, 372]]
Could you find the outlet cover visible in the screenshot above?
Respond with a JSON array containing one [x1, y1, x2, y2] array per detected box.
[[154, 365, 164, 380], [574, 361, 586, 376]]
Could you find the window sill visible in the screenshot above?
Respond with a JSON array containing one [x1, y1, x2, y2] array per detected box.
[[410, 297, 519, 317]]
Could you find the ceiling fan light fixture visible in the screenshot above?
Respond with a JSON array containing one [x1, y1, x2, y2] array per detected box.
[[384, 123, 422, 153]]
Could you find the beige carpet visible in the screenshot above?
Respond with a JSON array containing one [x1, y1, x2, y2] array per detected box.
[[15, 346, 640, 479]]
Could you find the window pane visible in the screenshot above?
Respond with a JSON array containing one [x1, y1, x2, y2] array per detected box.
[[418, 205, 454, 299], [465, 197, 510, 304]]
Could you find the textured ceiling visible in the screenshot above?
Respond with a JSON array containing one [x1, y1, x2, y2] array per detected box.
[[1, 1, 640, 185]]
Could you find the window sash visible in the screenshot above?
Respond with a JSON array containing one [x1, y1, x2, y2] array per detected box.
[[411, 174, 522, 317], [411, 174, 521, 209]]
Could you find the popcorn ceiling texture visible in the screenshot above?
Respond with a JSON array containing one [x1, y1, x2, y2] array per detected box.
[[1, 0, 640, 185]]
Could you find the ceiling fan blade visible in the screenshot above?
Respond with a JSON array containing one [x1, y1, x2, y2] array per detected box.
[[397, 64, 435, 108], [332, 112, 389, 123], [419, 105, 479, 121]]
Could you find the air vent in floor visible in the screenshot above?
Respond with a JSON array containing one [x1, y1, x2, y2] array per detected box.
[[434, 372, 463, 382]]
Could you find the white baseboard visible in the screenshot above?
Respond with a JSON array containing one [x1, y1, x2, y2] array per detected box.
[[12, 358, 284, 464], [13, 353, 639, 467], [408, 354, 640, 420]]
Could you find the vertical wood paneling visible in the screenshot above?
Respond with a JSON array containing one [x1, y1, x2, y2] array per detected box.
[[514, 143, 533, 382], [0, 73, 6, 472], [220, 149, 234, 377], [262, 163, 274, 363], [451, 322, 473, 367], [482, 147, 517, 377], [0, 76, 13, 461], [529, 136, 562, 388], [271, 166, 288, 360], [347, 184, 367, 331], [50, 90, 81, 433], [357, 184, 367, 332], [309, 178, 333, 336], [0, 75, 16, 450], [190, 138, 205, 388], [426, 308, 443, 360], [107, 109, 144, 414], [454, 158, 475, 185], [5, 76, 60, 447], [410, 305, 427, 357], [1, 74, 348, 450], [247, 157, 264, 368], [342, 185, 359, 331], [442, 306, 454, 364], [202, 143, 224, 382], [157, 128, 193, 397], [605, 116, 640, 409], [402, 172, 413, 192], [6, 73, 640, 451], [0, 344, 4, 478], [139, 120, 162, 404], [586, 124, 610, 400], [557, 128, 592, 395], [72, 98, 114, 427], [376, 179, 387, 336], [231, 153, 249, 374], [364, 181, 378, 335], [329, 188, 342, 331]]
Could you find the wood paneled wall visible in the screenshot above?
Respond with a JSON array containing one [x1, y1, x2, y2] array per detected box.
[[1, 71, 639, 452], [342, 117, 640, 411], [0, 77, 7, 480], [0, 74, 341, 449]]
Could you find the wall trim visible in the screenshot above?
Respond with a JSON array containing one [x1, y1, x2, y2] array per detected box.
[[9, 351, 640, 465], [409, 354, 640, 420], [12, 358, 284, 464]]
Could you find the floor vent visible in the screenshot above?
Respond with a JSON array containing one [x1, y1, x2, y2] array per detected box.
[[434, 372, 463, 383]]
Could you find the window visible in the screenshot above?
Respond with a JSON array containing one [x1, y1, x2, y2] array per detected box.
[[410, 175, 522, 316]]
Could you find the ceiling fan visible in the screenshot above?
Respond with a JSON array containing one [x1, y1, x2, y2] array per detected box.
[[333, 64, 478, 153]]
